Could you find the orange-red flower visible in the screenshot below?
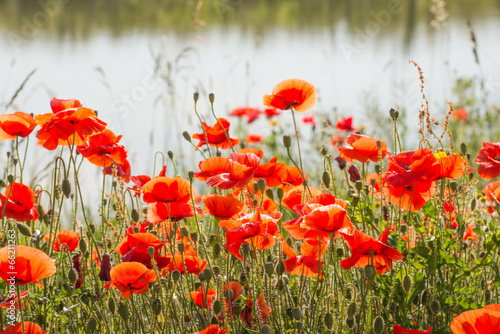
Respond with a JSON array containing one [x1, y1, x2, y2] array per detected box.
[[393, 325, 433, 333], [36, 105, 107, 150], [338, 134, 390, 163], [384, 148, 437, 188], [263, 78, 317, 113], [253, 157, 288, 187], [0, 291, 29, 310], [451, 108, 468, 121], [0, 183, 39, 222], [43, 230, 80, 252], [203, 194, 244, 220], [263, 108, 280, 118], [463, 223, 478, 243], [240, 294, 272, 327], [129, 165, 167, 197], [337, 116, 357, 132], [219, 211, 282, 259], [77, 129, 127, 167], [0, 245, 56, 288], [195, 152, 261, 190], [301, 114, 317, 127], [280, 185, 321, 211], [188, 287, 216, 308], [450, 304, 500, 334], [142, 176, 191, 204], [340, 227, 404, 275], [284, 166, 307, 186], [192, 118, 240, 150], [301, 203, 354, 241], [192, 325, 227, 334], [0, 322, 48, 334], [229, 107, 261, 124], [283, 241, 327, 277], [383, 180, 436, 212], [103, 262, 156, 298], [475, 142, 500, 179], [50, 97, 81, 113], [115, 233, 169, 269], [0, 112, 37, 141], [245, 133, 264, 145], [164, 254, 207, 275], [426, 152, 465, 181], [147, 201, 199, 222]]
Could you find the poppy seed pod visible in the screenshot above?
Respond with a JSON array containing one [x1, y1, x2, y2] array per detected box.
[[257, 178, 266, 192], [16, 222, 32, 237], [172, 270, 181, 282], [7, 174, 14, 184], [296, 321, 304, 331], [209, 93, 215, 104], [118, 303, 129, 320], [265, 188, 274, 200], [81, 294, 90, 305], [389, 108, 396, 119], [364, 265, 375, 279], [190, 232, 198, 243], [167, 151, 174, 159], [276, 261, 285, 276], [193, 92, 199, 102], [203, 268, 212, 281], [373, 316, 385, 334], [198, 272, 205, 281], [177, 242, 185, 254], [232, 302, 242, 315], [283, 135, 292, 148], [355, 180, 363, 192], [183, 313, 191, 323], [291, 307, 303, 320], [261, 325, 272, 334], [188, 171, 194, 180], [108, 297, 116, 314], [324, 312, 334, 329], [212, 266, 220, 276], [225, 289, 234, 301], [213, 243, 221, 257], [351, 194, 359, 207], [212, 299, 222, 315]]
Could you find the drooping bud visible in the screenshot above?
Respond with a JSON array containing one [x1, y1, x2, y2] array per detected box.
[[182, 131, 192, 142], [402, 275, 412, 294], [322, 171, 331, 189], [62, 179, 71, 198], [212, 299, 222, 315], [261, 325, 272, 334], [87, 318, 97, 332], [460, 142, 467, 155], [265, 188, 274, 200], [213, 243, 221, 257], [193, 92, 199, 103], [277, 188, 284, 200], [131, 209, 140, 222], [347, 301, 357, 319], [16, 223, 31, 237], [172, 270, 181, 282], [373, 316, 385, 334], [430, 300, 441, 314]]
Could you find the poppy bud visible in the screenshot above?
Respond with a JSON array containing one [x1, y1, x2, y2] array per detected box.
[[296, 322, 304, 331], [108, 297, 116, 314], [430, 300, 441, 314], [347, 301, 357, 319], [336, 247, 344, 257], [193, 92, 199, 103], [87, 318, 97, 332], [346, 317, 355, 329], [364, 265, 375, 279], [277, 188, 284, 200], [188, 171, 194, 180], [172, 270, 181, 282], [81, 294, 90, 305], [133, 226, 140, 233], [335, 156, 346, 170], [0, 180, 5, 187], [351, 194, 359, 207], [276, 260, 285, 276], [232, 302, 242, 315], [402, 275, 412, 294], [261, 325, 272, 334], [149, 299, 160, 315], [376, 140, 382, 149], [212, 299, 222, 315], [373, 316, 385, 334], [469, 172, 474, 180], [420, 289, 430, 305], [167, 151, 174, 159], [190, 232, 198, 243], [460, 142, 467, 155], [177, 242, 185, 254], [209, 93, 215, 104], [198, 272, 205, 281], [389, 108, 396, 119], [182, 131, 192, 142], [324, 312, 334, 329], [7, 174, 14, 184], [16, 223, 31, 237], [348, 165, 360, 182], [37, 204, 44, 217], [203, 268, 212, 281], [283, 135, 291, 148], [257, 178, 266, 192], [291, 307, 303, 320], [131, 209, 140, 222], [471, 198, 476, 211], [265, 188, 274, 200], [450, 181, 458, 192], [213, 243, 221, 257], [394, 109, 400, 119], [264, 262, 274, 277], [355, 180, 363, 192], [68, 268, 78, 284], [322, 171, 331, 189], [118, 303, 129, 320], [63, 283, 71, 292], [225, 289, 234, 301]]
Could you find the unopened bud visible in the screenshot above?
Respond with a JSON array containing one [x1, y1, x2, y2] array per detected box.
[[373, 316, 385, 334], [118, 303, 129, 320], [16, 223, 31, 237], [450, 181, 458, 192], [212, 299, 222, 315], [324, 312, 334, 329], [402, 275, 412, 294], [177, 242, 185, 254], [261, 325, 272, 334], [225, 288, 234, 301], [188, 171, 194, 180], [322, 171, 331, 189], [213, 243, 221, 257], [460, 143, 467, 155], [68, 268, 78, 284], [108, 297, 116, 314], [347, 301, 357, 319], [291, 307, 303, 320], [182, 131, 192, 142], [131, 209, 140, 222], [277, 188, 284, 200], [430, 300, 441, 314], [265, 188, 274, 200], [264, 262, 274, 277], [190, 232, 198, 242], [172, 270, 181, 282], [7, 175, 14, 184], [364, 265, 375, 279], [283, 135, 291, 148], [276, 261, 285, 276]]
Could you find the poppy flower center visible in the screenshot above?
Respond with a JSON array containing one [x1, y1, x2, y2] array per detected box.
[[404, 165, 411, 171]]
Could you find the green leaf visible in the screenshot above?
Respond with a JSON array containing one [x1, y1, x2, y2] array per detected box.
[[422, 201, 436, 218]]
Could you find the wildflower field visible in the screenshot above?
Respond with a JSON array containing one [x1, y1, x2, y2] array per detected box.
[[1, 67, 500, 334]]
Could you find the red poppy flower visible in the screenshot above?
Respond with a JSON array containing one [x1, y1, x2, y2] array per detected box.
[[203, 194, 244, 220], [0, 322, 48, 334], [240, 294, 272, 327], [340, 227, 404, 275], [366, 172, 381, 193], [263, 108, 280, 118], [223, 281, 243, 304], [282, 166, 307, 186], [301, 114, 317, 127], [336, 116, 357, 132], [0, 183, 39, 222], [450, 304, 500, 334], [384, 148, 437, 188], [195, 152, 261, 190], [393, 325, 433, 333], [115, 233, 169, 269], [301, 203, 354, 239], [147, 201, 199, 223], [164, 254, 207, 275], [463, 223, 478, 243], [451, 108, 468, 121], [188, 287, 216, 308], [192, 118, 240, 150], [476, 142, 500, 179], [253, 156, 288, 187], [103, 262, 156, 298], [50, 97, 82, 113], [0, 112, 37, 141], [383, 180, 435, 212], [141, 176, 191, 204], [219, 211, 282, 259], [129, 166, 167, 197], [192, 325, 227, 334], [283, 241, 327, 277], [43, 230, 80, 252], [77, 129, 127, 167], [263, 78, 317, 113], [0, 291, 29, 310], [0, 245, 56, 288], [245, 133, 264, 145], [426, 153, 465, 181], [280, 185, 321, 210], [338, 134, 390, 163], [229, 107, 261, 124], [36, 106, 107, 150]]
